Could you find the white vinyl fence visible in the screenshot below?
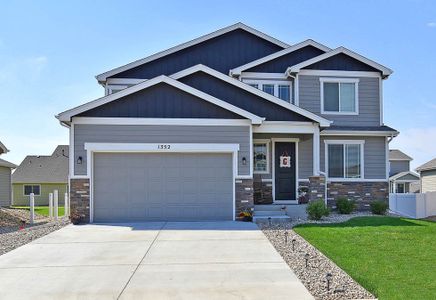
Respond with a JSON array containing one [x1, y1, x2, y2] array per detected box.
[[389, 192, 436, 219]]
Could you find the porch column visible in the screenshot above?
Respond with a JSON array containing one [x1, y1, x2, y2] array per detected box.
[[313, 126, 320, 175]]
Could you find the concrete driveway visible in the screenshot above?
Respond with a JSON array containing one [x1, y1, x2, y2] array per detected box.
[[0, 222, 313, 300]]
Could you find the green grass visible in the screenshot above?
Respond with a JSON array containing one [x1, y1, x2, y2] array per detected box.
[[12, 206, 65, 217], [294, 216, 436, 300]]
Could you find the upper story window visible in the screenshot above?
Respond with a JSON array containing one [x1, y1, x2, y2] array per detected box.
[[320, 78, 359, 115], [326, 140, 364, 179], [243, 80, 293, 104]]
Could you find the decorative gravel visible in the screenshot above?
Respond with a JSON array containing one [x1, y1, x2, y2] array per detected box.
[[0, 208, 69, 256], [260, 213, 379, 300]]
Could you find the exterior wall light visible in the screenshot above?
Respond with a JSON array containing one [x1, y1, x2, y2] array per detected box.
[[242, 157, 247, 165], [77, 156, 83, 165]]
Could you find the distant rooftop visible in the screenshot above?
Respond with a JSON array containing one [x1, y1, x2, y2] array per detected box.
[[12, 145, 69, 183], [0, 158, 17, 169], [0, 141, 9, 155], [416, 158, 436, 172], [389, 149, 413, 161]]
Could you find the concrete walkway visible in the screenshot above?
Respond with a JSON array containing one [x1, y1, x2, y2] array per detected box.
[[0, 222, 313, 300]]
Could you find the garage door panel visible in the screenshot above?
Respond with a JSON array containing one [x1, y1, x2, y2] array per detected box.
[[93, 152, 233, 222]]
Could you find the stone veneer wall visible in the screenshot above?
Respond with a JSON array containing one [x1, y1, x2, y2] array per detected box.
[[327, 181, 388, 210], [253, 175, 272, 204], [235, 179, 254, 218], [70, 178, 90, 223], [308, 176, 326, 202]]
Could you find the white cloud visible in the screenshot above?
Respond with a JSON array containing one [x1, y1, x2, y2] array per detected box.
[[427, 22, 436, 27], [390, 127, 436, 170]]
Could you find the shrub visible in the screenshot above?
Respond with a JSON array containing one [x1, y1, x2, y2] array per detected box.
[[370, 200, 388, 215], [336, 197, 356, 214], [306, 200, 330, 220]]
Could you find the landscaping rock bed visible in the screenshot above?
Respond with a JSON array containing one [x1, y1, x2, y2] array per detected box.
[[0, 208, 69, 256], [260, 213, 377, 300]]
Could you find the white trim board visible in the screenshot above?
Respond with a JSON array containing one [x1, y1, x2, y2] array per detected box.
[[286, 47, 393, 78], [72, 117, 252, 126], [56, 75, 264, 125], [389, 171, 420, 181], [321, 130, 399, 137], [253, 121, 318, 134], [230, 39, 331, 76], [170, 64, 332, 127], [95, 22, 289, 83]]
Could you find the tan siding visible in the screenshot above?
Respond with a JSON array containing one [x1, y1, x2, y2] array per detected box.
[[0, 166, 12, 206], [421, 170, 436, 192], [12, 183, 68, 206]]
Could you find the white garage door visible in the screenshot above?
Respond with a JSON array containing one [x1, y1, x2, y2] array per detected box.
[[93, 153, 234, 222]]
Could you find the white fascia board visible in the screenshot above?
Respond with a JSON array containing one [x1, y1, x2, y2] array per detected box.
[[72, 117, 252, 126], [170, 64, 332, 127], [56, 75, 264, 124], [389, 171, 420, 181], [321, 130, 399, 137], [286, 47, 393, 78], [84, 142, 240, 153], [230, 39, 331, 76], [253, 121, 317, 134], [106, 78, 146, 85], [95, 23, 289, 83]]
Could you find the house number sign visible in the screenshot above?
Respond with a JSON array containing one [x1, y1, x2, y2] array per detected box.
[[157, 144, 171, 150], [280, 156, 291, 168]]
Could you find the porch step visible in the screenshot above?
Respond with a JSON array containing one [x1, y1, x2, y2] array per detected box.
[[253, 210, 287, 217], [253, 215, 291, 223], [254, 204, 289, 211]]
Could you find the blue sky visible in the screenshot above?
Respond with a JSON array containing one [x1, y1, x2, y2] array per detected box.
[[0, 0, 435, 169]]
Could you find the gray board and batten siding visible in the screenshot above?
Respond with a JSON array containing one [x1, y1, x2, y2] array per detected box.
[[110, 29, 284, 79], [73, 124, 250, 177]]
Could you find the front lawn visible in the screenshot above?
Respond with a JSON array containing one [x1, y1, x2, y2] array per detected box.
[[12, 206, 65, 217], [294, 216, 436, 300]]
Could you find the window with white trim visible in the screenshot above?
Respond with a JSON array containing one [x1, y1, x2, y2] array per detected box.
[[24, 185, 40, 196], [326, 141, 363, 179], [243, 80, 293, 103], [320, 78, 359, 114], [253, 141, 270, 173]]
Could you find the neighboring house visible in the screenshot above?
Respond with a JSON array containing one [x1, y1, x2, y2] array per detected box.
[[12, 145, 69, 206], [416, 158, 436, 193], [0, 141, 17, 207], [389, 149, 420, 193], [57, 23, 398, 223]]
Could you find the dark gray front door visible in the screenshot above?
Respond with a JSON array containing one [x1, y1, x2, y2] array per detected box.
[[93, 153, 234, 222], [274, 142, 296, 200]]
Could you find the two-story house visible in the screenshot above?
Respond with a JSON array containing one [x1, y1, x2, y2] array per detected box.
[[57, 23, 398, 223], [388, 149, 420, 193]]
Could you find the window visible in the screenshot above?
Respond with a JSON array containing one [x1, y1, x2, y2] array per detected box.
[[326, 141, 363, 179], [242, 80, 293, 103], [396, 183, 405, 193], [321, 78, 359, 114], [253, 141, 270, 173], [24, 185, 40, 196]]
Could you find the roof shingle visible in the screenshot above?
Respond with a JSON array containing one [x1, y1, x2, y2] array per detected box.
[[389, 149, 413, 161]]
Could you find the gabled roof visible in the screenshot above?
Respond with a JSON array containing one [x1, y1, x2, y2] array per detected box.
[[57, 75, 264, 124], [95, 23, 290, 83], [286, 47, 393, 78], [416, 158, 436, 172], [170, 64, 331, 127], [389, 149, 413, 161], [0, 158, 16, 169], [389, 171, 420, 181], [229, 39, 331, 76], [12, 145, 69, 183], [0, 141, 9, 155]]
